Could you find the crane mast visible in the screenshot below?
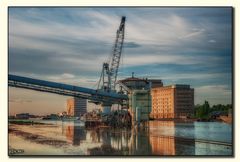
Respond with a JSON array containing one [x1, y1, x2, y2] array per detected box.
[[98, 16, 126, 93], [109, 16, 125, 90]]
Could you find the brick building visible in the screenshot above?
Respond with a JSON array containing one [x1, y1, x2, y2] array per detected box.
[[151, 85, 194, 119]]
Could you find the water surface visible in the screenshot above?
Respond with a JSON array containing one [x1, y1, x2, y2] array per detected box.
[[9, 120, 232, 156]]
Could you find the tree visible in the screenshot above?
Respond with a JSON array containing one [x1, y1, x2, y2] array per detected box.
[[195, 101, 232, 119], [203, 100, 210, 115], [195, 101, 210, 118]]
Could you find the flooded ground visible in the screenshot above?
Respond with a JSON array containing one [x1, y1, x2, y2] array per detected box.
[[8, 120, 232, 156]]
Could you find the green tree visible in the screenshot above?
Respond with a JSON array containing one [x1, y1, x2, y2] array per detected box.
[[195, 101, 210, 119], [203, 100, 210, 115], [195, 101, 232, 119]]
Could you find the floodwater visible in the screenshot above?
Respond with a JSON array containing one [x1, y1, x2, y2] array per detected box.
[[9, 120, 232, 156]]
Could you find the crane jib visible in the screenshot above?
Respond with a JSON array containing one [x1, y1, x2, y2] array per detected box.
[[98, 16, 126, 92]]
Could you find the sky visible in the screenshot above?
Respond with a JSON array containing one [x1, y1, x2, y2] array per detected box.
[[9, 7, 232, 115]]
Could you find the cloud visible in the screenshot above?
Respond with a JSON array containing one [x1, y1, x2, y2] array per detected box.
[[123, 42, 141, 48], [9, 8, 231, 73], [208, 39, 216, 43], [8, 8, 232, 110], [45, 73, 99, 88], [146, 72, 230, 81], [179, 28, 205, 39], [48, 73, 75, 80], [123, 53, 222, 67], [195, 85, 232, 105], [9, 99, 32, 104]]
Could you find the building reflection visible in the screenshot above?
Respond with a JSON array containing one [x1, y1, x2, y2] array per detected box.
[[150, 136, 175, 155], [88, 129, 127, 155], [128, 128, 152, 155], [64, 122, 86, 146], [64, 121, 195, 155], [149, 121, 175, 155], [149, 121, 195, 155], [175, 137, 195, 155], [87, 127, 152, 155], [90, 129, 101, 143]]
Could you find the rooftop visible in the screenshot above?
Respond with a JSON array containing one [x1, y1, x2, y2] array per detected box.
[[152, 84, 191, 89], [119, 76, 148, 83]]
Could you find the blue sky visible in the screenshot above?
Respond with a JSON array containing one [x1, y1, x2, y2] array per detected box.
[[9, 7, 232, 114]]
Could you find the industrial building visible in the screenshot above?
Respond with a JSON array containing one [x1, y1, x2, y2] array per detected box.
[[149, 79, 163, 88], [119, 75, 194, 122], [128, 89, 151, 124], [9, 15, 195, 128], [67, 97, 87, 117], [116, 74, 194, 122], [118, 73, 163, 91], [119, 75, 152, 125], [151, 84, 194, 119]]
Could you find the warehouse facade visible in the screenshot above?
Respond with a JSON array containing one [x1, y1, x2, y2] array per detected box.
[[151, 85, 194, 119]]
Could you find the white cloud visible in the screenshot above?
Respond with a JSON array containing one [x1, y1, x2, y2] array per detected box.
[[208, 39, 216, 43], [9, 9, 228, 75], [123, 53, 222, 67], [195, 85, 232, 105], [179, 28, 205, 39], [45, 74, 99, 89], [159, 72, 229, 81], [48, 73, 75, 80], [9, 10, 207, 50]]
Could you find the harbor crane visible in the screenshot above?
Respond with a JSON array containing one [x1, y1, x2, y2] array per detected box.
[[97, 16, 126, 113], [9, 16, 128, 108], [98, 16, 125, 93]]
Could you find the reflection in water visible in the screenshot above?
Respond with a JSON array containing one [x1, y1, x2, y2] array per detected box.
[[61, 121, 231, 155], [10, 120, 231, 155], [149, 121, 176, 155], [150, 136, 175, 155], [64, 122, 86, 146], [175, 138, 195, 155], [149, 121, 195, 155], [87, 128, 152, 155], [90, 129, 101, 143], [128, 128, 152, 155]]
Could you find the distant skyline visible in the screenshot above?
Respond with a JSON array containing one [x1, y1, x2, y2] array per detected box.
[[9, 7, 232, 115]]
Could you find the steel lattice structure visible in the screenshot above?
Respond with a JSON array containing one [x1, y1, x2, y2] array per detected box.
[[109, 16, 125, 90], [99, 16, 126, 92], [9, 74, 128, 105], [9, 16, 128, 107]]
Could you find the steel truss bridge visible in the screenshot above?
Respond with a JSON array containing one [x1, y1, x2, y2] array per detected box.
[[9, 74, 128, 105]]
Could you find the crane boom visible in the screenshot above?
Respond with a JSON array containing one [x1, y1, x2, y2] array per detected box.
[[109, 16, 125, 90], [98, 16, 126, 93]]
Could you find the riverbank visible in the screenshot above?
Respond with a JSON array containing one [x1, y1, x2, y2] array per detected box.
[[218, 115, 232, 124], [9, 120, 51, 125]]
